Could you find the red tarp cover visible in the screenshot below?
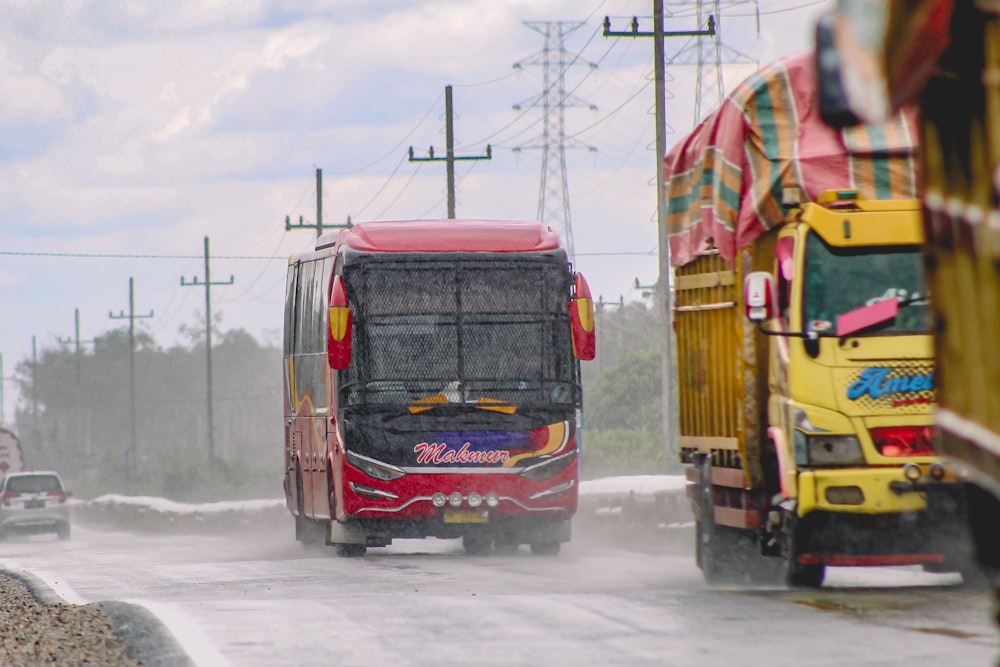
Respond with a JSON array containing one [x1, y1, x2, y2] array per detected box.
[[664, 51, 919, 268]]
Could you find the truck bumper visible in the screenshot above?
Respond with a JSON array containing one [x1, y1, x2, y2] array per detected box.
[[794, 478, 971, 566]]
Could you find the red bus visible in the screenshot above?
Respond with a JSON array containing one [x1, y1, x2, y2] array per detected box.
[[283, 219, 595, 556]]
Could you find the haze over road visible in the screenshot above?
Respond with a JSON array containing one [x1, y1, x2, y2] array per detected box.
[[1, 521, 996, 666]]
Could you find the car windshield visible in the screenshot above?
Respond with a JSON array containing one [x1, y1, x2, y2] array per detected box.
[[7, 475, 61, 493], [802, 231, 931, 335]]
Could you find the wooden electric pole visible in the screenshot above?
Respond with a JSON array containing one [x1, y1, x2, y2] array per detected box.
[[408, 85, 492, 219], [604, 2, 715, 461], [109, 278, 154, 486], [58, 309, 96, 456], [285, 167, 353, 236], [181, 237, 233, 463]]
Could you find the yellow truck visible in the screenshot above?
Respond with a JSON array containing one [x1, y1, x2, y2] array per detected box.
[[814, 0, 1000, 590], [667, 51, 978, 587]]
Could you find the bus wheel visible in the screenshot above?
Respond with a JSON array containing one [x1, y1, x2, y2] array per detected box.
[[463, 536, 492, 555], [335, 544, 367, 558], [493, 540, 520, 555], [530, 542, 560, 556]]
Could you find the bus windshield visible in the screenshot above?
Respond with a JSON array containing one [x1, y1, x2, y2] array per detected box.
[[339, 253, 581, 413], [802, 232, 931, 336]]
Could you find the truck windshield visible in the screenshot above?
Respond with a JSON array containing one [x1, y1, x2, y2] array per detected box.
[[339, 253, 581, 412], [802, 231, 931, 335]]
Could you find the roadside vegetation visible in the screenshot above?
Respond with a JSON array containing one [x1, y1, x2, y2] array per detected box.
[[10, 299, 670, 501]]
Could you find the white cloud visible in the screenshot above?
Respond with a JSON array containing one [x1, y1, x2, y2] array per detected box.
[[0, 0, 835, 423]]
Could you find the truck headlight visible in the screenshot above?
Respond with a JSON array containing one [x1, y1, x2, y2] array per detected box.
[[805, 435, 865, 466]]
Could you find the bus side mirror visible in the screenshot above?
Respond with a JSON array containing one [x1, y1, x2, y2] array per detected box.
[[744, 272, 776, 323], [569, 273, 596, 360], [328, 276, 353, 370]]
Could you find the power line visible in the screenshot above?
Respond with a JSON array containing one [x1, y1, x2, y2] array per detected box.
[[0, 250, 285, 260]]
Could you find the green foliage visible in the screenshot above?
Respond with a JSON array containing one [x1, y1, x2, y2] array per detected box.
[[581, 304, 677, 477], [587, 348, 662, 432], [580, 428, 674, 479], [12, 323, 283, 502]]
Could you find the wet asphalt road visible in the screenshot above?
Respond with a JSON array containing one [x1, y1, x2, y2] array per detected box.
[[0, 519, 996, 667]]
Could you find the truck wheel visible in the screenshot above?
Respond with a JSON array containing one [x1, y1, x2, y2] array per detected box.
[[782, 517, 824, 587], [696, 458, 733, 583], [959, 562, 994, 589], [698, 520, 743, 583]]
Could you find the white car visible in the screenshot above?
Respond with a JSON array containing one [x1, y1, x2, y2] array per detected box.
[[0, 471, 71, 540]]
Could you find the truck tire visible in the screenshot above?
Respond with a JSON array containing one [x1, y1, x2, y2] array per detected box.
[[696, 458, 743, 583], [782, 513, 824, 588]]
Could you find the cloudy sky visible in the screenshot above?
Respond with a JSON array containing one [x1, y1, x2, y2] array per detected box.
[[0, 0, 830, 423]]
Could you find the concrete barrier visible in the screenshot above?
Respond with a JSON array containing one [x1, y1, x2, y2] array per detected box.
[[72, 477, 693, 539]]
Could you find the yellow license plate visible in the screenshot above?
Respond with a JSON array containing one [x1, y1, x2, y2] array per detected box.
[[443, 510, 488, 524]]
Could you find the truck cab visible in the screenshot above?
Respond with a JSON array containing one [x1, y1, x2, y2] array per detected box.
[[742, 192, 974, 585]]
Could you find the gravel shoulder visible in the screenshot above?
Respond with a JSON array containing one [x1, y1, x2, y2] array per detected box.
[[0, 571, 194, 667]]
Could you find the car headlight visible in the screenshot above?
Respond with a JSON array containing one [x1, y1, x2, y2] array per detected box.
[[805, 435, 865, 466]]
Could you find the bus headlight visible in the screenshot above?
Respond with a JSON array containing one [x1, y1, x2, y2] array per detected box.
[[431, 493, 447, 508], [520, 451, 576, 481], [467, 492, 483, 508], [485, 493, 500, 508], [448, 492, 464, 508], [346, 451, 407, 481]]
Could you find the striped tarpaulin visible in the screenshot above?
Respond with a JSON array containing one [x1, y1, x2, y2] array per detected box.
[[665, 51, 919, 268]]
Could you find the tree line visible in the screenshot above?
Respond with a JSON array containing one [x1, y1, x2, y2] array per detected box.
[[12, 323, 283, 501], [9, 299, 669, 501]]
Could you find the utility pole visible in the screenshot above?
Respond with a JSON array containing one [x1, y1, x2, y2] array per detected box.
[[58, 309, 95, 385], [0, 353, 16, 428], [285, 168, 353, 236], [604, 2, 716, 461], [58, 309, 96, 456], [408, 85, 492, 219], [110, 278, 154, 485], [181, 236, 234, 463]]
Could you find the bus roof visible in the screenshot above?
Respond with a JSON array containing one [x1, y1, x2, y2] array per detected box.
[[317, 219, 563, 254]]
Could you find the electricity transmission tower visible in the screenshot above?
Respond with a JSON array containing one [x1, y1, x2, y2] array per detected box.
[[666, 0, 759, 125], [513, 21, 597, 264]]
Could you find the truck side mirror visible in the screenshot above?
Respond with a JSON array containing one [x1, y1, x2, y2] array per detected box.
[[328, 275, 353, 370], [568, 273, 596, 360], [744, 272, 777, 323]]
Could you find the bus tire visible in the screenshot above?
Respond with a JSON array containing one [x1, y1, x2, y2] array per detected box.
[[530, 542, 560, 556], [463, 535, 492, 555], [335, 544, 367, 558], [493, 540, 520, 555]]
